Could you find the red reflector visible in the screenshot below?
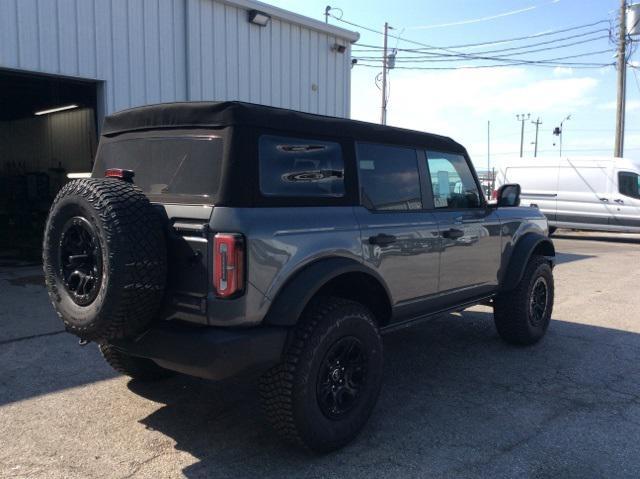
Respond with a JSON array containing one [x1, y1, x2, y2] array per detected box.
[[491, 189, 498, 200], [213, 233, 245, 298], [104, 169, 135, 182]]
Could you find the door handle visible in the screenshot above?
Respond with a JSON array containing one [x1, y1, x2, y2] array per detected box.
[[442, 228, 464, 239], [599, 197, 609, 202], [614, 199, 625, 204], [368, 233, 397, 247]]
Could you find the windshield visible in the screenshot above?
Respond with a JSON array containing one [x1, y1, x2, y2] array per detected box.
[[94, 134, 224, 204]]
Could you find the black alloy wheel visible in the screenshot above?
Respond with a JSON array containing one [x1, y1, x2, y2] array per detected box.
[[529, 276, 549, 327], [58, 216, 103, 306], [316, 336, 367, 419]]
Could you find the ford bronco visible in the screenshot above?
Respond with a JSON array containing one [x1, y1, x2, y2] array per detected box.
[[43, 102, 555, 452]]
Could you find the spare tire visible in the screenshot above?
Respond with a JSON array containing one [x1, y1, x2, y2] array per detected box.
[[43, 178, 167, 341]]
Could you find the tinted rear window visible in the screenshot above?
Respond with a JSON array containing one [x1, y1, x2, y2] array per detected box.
[[95, 135, 223, 203], [259, 135, 345, 197]]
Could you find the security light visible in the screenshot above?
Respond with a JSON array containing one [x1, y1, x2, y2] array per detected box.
[[331, 43, 346, 53], [248, 10, 270, 27]]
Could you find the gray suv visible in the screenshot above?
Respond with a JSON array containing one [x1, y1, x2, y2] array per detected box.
[[43, 102, 555, 452]]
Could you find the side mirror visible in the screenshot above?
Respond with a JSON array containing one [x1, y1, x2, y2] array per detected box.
[[497, 183, 521, 207]]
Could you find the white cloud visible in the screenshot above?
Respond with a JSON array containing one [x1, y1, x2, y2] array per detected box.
[[553, 66, 573, 76], [597, 100, 640, 111], [351, 67, 599, 131]]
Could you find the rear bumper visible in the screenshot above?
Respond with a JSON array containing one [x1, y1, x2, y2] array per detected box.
[[110, 321, 288, 380]]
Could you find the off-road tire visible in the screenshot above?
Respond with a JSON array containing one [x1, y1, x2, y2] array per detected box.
[[494, 255, 554, 345], [43, 178, 167, 342], [259, 297, 383, 453], [99, 343, 172, 380]]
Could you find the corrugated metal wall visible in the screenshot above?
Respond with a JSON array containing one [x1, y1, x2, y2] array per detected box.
[[185, 0, 350, 117], [0, 0, 353, 118]]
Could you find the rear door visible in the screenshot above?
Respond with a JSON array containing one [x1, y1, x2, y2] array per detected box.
[[503, 163, 559, 222], [354, 142, 440, 307], [425, 150, 502, 301]]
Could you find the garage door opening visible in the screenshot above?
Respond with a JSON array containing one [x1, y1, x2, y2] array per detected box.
[[0, 70, 99, 261]]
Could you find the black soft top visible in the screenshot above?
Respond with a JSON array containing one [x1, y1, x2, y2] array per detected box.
[[102, 101, 466, 154]]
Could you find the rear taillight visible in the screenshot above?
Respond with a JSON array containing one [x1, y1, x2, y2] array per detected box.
[[213, 233, 245, 298]]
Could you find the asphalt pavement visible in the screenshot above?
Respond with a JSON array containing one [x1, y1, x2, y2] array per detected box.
[[2, 230, 640, 478]]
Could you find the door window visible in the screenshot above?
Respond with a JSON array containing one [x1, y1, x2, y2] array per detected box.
[[259, 135, 344, 197], [357, 143, 422, 211], [619, 171, 640, 199], [426, 151, 481, 208]]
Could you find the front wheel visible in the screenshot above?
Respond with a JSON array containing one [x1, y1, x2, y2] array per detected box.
[[494, 255, 554, 345], [260, 297, 383, 452]]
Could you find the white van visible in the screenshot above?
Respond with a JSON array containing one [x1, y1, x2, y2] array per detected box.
[[494, 157, 640, 233]]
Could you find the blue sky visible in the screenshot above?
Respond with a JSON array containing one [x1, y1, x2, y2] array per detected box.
[[267, 0, 640, 169]]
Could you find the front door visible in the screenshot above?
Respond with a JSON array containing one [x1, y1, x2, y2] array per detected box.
[[611, 170, 640, 231], [354, 143, 440, 305], [425, 150, 502, 301]]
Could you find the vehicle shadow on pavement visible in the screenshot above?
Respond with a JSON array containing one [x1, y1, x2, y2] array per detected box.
[[127, 309, 640, 478], [0, 333, 119, 407], [554, 233, 640, 245], [554, 252, 595, 265]]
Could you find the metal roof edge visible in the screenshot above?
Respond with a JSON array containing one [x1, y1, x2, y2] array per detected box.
[[218, 0, 360, 42]]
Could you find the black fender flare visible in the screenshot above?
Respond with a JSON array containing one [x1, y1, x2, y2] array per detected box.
[[263, 257, 392, 326], [499, 233, 555, 292]]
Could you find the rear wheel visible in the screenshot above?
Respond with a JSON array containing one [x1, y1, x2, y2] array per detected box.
[[99, 343, 172, 380], [260, 297, 383, 452], [494, 255, 554, 345]]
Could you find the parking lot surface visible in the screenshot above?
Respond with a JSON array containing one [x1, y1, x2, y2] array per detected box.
[[2, 231, 640, 479]]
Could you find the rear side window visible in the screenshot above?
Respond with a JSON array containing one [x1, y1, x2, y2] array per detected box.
[[619, 171, 640, 199], [357, 143, 422, 211], [96, 135, 223, 203], [259, 135, 344, 197], [426, 151, 481, 209]]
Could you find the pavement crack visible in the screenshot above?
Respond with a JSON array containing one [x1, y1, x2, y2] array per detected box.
[[119, 451, 171, 479]]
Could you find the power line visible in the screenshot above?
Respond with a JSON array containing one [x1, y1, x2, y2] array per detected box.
[[489, 147, 640, 156], [355, 50, 615, 70], [355, 49, 614, 67], [343, 16, 611, 52], [355, 32, 610, 61], [333, 13, 615, 67], [355, 62, 610, 70], [355, 35, 611, 63], [353, 28, 611, 57]]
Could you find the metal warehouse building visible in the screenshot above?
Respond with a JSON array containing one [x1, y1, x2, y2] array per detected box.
[[0, 0, 358, 259]]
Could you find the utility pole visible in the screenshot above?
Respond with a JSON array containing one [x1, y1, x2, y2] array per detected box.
[[531, 117, 542, 157], [516, 113, 530, 157], [487, 120, 491, 196], [381, 22, 389, 125], [615, 0, 628, 157]]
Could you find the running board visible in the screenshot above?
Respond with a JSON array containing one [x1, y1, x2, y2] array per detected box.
[[380, 295, 495, 334]]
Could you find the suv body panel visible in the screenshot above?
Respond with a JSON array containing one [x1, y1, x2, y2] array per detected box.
[[207, 206, 363, 326]]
